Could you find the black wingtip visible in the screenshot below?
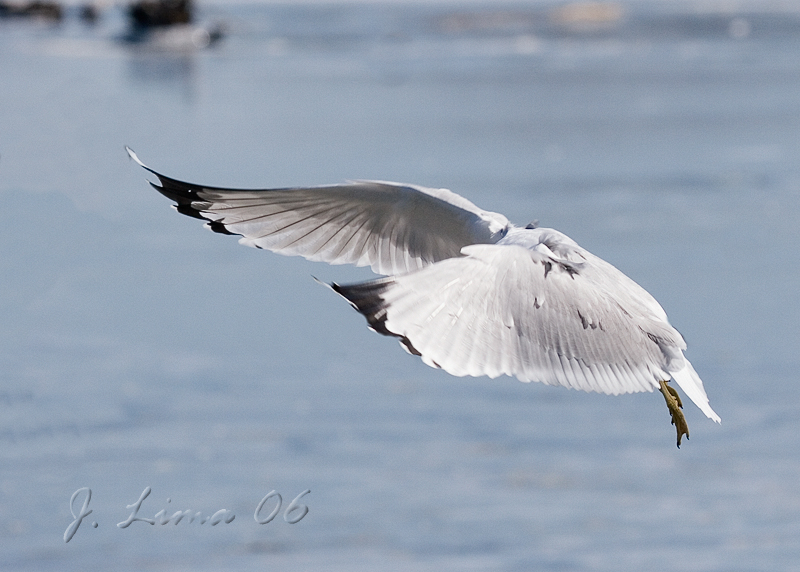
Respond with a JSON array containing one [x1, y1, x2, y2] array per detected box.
[[206, 220, 236, 235], [126, 147, 200, 200], [126, 146, 159, 178], [330, 279, 423, 357], [128, 148, 233, 236]]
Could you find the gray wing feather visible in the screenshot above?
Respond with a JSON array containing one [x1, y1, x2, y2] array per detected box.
[[127, 148, 509, 275]]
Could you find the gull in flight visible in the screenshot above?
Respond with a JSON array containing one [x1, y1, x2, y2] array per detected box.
[[127, 148, 720, 446]]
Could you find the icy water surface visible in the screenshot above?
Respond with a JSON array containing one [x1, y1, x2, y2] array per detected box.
[[1, 1, 800, 570]]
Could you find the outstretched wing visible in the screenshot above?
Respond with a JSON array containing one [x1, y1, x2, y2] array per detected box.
[[128, 148, 509, 275], [333, 242, 719, 421]]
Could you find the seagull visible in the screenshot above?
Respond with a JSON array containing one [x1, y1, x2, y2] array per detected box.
[[127, 148, 720, 446]]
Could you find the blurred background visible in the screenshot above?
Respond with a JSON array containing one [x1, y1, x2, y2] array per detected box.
[[1, 0, 799, 570]]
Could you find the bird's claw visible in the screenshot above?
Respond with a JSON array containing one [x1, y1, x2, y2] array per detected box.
[[659, 380, 689, 448]]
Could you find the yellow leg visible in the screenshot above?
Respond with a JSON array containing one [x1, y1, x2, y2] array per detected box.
[[659, 380, 689, 448]]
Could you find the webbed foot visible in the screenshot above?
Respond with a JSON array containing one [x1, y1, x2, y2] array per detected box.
[[659, 380, 689, 448]]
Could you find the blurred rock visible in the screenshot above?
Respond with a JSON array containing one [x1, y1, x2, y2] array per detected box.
[[0, 0, 62, 21], [129, 0, 192, 29], [550, 2, 624, 33]]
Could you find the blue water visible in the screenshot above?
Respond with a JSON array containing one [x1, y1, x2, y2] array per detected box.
[[1, 2, 800, 570]]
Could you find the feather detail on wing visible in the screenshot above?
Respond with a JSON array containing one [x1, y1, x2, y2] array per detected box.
[[333, 242, 718, 421], [127, 148, 509, 275]]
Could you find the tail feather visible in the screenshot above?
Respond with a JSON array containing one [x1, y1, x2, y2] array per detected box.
[[671, 361, 721, 423]]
